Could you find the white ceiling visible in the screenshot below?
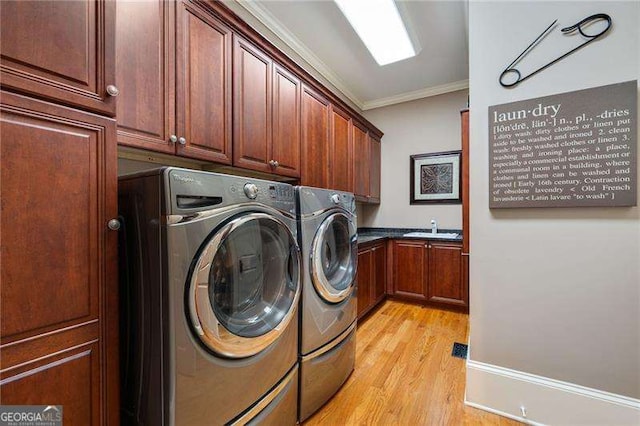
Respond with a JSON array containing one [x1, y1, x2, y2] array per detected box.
[[237, 0, 469, 110]]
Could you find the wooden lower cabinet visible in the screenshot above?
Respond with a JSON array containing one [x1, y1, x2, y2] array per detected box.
[[0, 91, 119, 424], [390, 239, 468, 310], [356, 241, 386, 319], [392, 240, 428, 301], [427, 242, 467, 307]]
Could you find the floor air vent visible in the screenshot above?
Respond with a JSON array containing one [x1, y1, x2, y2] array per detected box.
[[451, 342, 468, 359]]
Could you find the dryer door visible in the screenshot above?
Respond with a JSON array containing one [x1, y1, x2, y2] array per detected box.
[[310, 212, 358, 304], [187, 212, 301, 358]]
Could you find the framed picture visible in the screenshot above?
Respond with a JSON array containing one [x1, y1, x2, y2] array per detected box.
[[410, 150, 462, 204]]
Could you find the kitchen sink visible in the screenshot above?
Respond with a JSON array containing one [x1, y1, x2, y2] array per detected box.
[[403, 232, 459, 239]]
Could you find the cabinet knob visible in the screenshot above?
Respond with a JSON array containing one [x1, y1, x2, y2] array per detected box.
[[169, 135, 178, 144], [269, 160, 279, 167], [178, 137, 186, 145], [273, 160, 279, 167], [107, 218, 121, 231], [106, 85, 119, 97]]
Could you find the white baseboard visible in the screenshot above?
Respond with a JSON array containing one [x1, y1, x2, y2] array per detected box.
[[465, 360, 640, 425]]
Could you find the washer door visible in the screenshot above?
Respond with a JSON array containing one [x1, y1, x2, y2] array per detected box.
[[187, 212, 301, 358], [310, 212, 357, 304]]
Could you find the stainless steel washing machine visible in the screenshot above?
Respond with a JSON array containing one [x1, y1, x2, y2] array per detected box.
[[296, 186, 358, 421], [118, 167, 301, 425]]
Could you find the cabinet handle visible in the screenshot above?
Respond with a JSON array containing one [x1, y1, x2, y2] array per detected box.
[[269, 160, 279, 167], [178, 137, 186, 145], [106, 85, 119, 97], [107, 218, 121, 231], [169, 135, 178, 144], [274, 160, 279, 167]]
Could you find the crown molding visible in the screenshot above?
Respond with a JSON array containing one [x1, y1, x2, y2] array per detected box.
[[362, 80, 469, 111], [233, 0, 365, 110], [232, 1, 469, 113]]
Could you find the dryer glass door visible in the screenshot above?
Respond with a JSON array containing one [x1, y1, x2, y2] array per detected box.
[[187, 212, 300, 358], [310, 212, 357, 303]]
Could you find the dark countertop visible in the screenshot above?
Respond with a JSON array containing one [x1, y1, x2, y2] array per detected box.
[[357, 227, 463, 245]]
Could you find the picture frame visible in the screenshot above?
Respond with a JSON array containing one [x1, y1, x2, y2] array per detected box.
[[410, 150, 462, 204]]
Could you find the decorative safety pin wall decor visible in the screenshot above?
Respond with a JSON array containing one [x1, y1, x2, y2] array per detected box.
[[499, 13, 612, 88]]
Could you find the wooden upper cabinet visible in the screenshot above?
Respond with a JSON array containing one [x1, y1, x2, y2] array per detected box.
[[352, 122, 370, 200], [176, 1, 232, 163], [428, 243, 467, 307], [329, 106, 352, 192], [116, 0, 176, 153], [0, 91, 118, 424], [392, 240, 428, 301], [0, 0, 116, 116], [271, 64, 301, 177], [233, 36, 272, 172], [369, 134, 381, 203], [301, 85, 330, 188]]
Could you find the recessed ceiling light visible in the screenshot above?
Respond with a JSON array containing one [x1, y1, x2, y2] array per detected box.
[[334, 0, 416, 66]]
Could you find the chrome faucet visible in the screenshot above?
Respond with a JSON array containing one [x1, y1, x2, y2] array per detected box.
[[431, 219, 437, 235]]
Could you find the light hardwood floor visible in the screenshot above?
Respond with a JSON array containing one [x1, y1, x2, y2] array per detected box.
[[304, 300, 521, 425]]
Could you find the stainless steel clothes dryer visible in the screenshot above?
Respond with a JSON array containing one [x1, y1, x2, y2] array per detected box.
[[118, 168, 301, 426], [296, 186, 358, 421]]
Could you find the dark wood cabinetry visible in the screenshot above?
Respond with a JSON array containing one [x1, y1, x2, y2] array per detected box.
[[233, 38, 301, 177], [357, 241, 386, 319], [116, 0, 176, 153], [352, 122, 370, 200], [369, 134, 381, 202], [0, 0, 116, 116], [115, 0, 382, 192], [356, 249, 373, 319], [176, 0, 232, 163], [428, 243, 466, 307], [391, 240, 428, 301], [233, 35, 272, 172], [0, 91, 118, 424], [329, 106, 352, 192], [271, 64, 301, 177], [116, 0, 233, 163], [301, 85, 330, 188], [388, 239, 468, 310]]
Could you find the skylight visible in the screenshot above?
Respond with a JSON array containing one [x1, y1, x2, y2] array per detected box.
[[334, 0, 416, 66]]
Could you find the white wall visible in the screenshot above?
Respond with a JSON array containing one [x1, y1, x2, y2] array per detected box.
[[361, 90, 468, 229], [467, 1, 639, 423]]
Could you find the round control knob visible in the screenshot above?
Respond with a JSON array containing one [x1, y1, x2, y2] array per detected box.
[[244, 183, 259, 199], [330, 194, 341, 204]]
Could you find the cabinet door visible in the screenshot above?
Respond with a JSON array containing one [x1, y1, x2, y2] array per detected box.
[[272, 64, 301, 177], [233, 36, 272, 173], [369, 135, 381, 203], [0, 0, 116, 116], [356, 249, 373, 319], [428, 243, 467, 307], [372, 244, 386, 303], [176, 1, 232, 163], [329, 106, 352, 192], [301, 85, 330, 188], [392, 240, 428, 301], [116, 0, 176, 153], [0, 92, 118, 424], [352, 122, 370, 200]]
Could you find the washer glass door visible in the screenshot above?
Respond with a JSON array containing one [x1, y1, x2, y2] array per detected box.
[[188, 212, 300, 358], [310, 212, 357, 303]]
